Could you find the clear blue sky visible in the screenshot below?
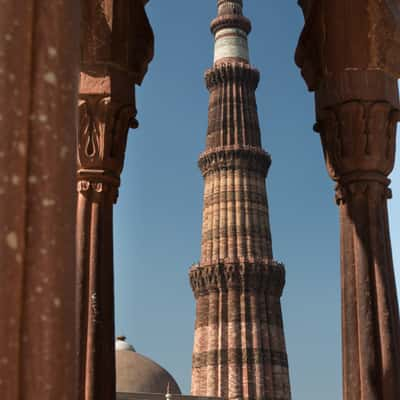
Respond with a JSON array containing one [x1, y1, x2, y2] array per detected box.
[[114, 2, 400, 399]]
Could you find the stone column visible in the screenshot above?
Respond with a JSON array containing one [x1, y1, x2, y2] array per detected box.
[[0, 1, 80, 399], [296, 1, 400, 399], [77, 2, 153, 400], [77, 90, 135, 400]]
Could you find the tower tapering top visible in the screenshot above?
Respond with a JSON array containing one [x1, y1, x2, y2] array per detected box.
[[211, 0, 251, 65], [217, 0, 243, 16]]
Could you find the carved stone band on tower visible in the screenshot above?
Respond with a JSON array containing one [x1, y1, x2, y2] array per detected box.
[[190, 2, 291, 399]]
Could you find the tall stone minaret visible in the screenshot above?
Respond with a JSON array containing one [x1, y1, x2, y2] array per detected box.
[[189, 1, 291, 399]]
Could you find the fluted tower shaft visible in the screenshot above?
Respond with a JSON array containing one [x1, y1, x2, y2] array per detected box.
[[190, 2, 291, 400]]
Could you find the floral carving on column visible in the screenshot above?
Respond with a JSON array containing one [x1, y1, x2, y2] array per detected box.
[[77, 95, 137, 202], [315, 101, 400, 185]]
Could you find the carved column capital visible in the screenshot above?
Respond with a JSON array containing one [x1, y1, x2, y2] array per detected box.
[[78, 0, 155, 205], [77, 94, 136, 203], [314, 99, 400, 188], [334, 180, 393, 206]]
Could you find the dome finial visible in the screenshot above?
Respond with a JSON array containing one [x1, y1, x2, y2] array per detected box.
[[115, 335, 135, 352]]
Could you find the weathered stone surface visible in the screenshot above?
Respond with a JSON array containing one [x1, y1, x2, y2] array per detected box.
[[296, 1, 400, 399], [0, 1, 80, 399], [296, 0, 400, 92], [191, 2, 291, 399], [81, 0, 154, 83]]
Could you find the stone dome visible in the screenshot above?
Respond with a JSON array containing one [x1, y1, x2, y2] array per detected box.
[[115, 337, 181, 395]]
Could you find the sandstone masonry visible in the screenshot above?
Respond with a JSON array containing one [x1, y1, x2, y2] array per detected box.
[[190, 2, 291, 399]]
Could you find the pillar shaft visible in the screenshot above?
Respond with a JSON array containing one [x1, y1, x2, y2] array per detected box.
[[338, 180, 400, 399], [77, 2, 153, 400], [77, 90, 135, 400], [296, 2, 400, 398], [314, 92, 400, 399], [0, 1, 80, 399]]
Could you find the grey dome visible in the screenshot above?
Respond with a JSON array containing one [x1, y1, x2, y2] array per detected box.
[[115, 338, 181, 395]]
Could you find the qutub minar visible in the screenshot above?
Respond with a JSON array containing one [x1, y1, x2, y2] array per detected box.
[[189, 1, 291, 400]]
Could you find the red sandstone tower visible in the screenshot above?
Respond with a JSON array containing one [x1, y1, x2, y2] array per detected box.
[[189, 1, 291, 399]]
